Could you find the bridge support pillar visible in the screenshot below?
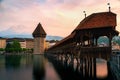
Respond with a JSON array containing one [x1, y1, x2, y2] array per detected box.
[[61, 54, 64, 65], [64, 54, 69, 66], [70, 54, 74, 67], [84, 58, 88, 77], [93, 58, 96, 79], [86, 57, 90, 77], [80, 58, 83, 76], [89, 58, 93, 78]]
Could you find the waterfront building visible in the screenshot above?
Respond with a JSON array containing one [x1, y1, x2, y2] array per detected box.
[[6, 38, 26, 48], [32, 23, 47, 54], [6, 38, 34, 49], [25, 38, 34, 49], [45, 41, 50, 50], [0, 38, 6, 49], [45, 40, 59, 50]]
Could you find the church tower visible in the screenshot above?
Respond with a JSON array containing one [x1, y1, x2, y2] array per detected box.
[[32, 23, 46, 54]]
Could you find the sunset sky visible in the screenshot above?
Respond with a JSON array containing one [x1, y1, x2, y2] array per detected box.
[[0, 0, 120, 37]]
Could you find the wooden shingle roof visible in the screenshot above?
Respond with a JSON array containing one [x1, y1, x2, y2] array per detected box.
[[56, 32, 75, 46], [49, 32, 75, 49], [32, 23, 46, 37], [74, 12, 116, 31]]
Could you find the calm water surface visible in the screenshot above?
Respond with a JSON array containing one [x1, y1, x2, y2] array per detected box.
[[0, 54, 115, 80]]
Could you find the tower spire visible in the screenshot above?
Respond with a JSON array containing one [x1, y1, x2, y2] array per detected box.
[[107, 3, 111, 12], [32, 23, 47, 54], [83, 11, 86, 18]]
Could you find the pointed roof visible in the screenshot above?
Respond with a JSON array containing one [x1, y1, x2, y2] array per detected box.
[[55, 32, 75, 46], [32, 23, 46, 37], [49, 32, 75, 50], [74, 12, 116, 31]]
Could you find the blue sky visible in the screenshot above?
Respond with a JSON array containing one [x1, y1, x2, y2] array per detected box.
[[0, 0, 120, 37]]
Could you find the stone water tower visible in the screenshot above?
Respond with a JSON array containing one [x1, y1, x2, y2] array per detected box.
[[32, 23, 46, 54]]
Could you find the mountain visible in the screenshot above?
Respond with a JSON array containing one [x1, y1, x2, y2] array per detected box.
[[0, 34, 33, 38], [0, 34, 63, 41], [0, 27, 63, 40], [46, 36, 63, 40], [0, 33, 120, 43]]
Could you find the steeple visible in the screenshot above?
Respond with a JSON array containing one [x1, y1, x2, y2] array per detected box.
[[83, 11, 86, 18], [32, 23, 47, 54], [32, 23, 46, 38], [107, 3, 111, 12]]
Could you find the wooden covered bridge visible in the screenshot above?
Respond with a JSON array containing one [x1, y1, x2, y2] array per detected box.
[[47, 11, 119, 60], [46, 11, 119, 78]]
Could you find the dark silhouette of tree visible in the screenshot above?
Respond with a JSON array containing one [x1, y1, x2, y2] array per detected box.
[[5, 43, 12, 52], [5, 40, 22, 53]]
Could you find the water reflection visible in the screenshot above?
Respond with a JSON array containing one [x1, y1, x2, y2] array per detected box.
[[5, 55, 21, 69], [96, 59, 108, 79], [47, 55, 115, 80], [33, 55, 61, 80], [0, 55, 33, 80], [44, 60, 61, 80], [0, 54, 116, 80], [33, 55, 45, 80]]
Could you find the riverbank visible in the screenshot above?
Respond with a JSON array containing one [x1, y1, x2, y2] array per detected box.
[[0, 52, 32, 55]]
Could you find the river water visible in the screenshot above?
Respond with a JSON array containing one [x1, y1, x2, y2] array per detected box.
[[0, 55, 116, 80]]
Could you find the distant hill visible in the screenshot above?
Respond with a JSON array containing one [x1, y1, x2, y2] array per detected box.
[[0, 32, 119, 44], [0, 34, 63, 41], [0, 28, 63, 40], [0, 34, 33, 38], [46, 36, 63, 40]]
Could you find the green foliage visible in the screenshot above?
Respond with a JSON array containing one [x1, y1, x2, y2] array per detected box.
[[0, 48, 4, 51], [12, 40, 21, 49], [6, 43, 12, 49], [5, 55, 21, 68], [5, 43, 13, 52], [31, 48, 33, 52], [22, 48, 27, 51], [5, 40, 22, 53]]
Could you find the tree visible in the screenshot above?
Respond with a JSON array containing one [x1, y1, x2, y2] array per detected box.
[[0, 48, 4, 51], [5, 43, 13, 52], [12, 40, 22, 52], [5, 40, 22, 53], [6, 43, 12, 49]]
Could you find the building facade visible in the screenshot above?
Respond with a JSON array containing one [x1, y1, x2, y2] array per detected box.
[[6, 38, 26, 49], [26, 38, 34, 49], [6, 38, 34, 49], [0, 38, 6, 49]]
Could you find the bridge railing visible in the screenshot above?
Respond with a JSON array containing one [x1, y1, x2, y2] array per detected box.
[[80, 46, 111, 53]]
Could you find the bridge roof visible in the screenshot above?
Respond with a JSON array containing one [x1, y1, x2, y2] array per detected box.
[[57, 32, 75, 45], [74, 12, 116, 31], [32, 23, 46, 37], [49, 32, 75, 49]]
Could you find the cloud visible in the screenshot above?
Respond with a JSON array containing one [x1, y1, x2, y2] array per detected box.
[[0, 25, 32, 35], [0, 0, 120, 37]]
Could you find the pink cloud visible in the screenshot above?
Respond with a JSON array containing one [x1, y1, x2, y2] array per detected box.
[[0, 0, 120, 37]]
